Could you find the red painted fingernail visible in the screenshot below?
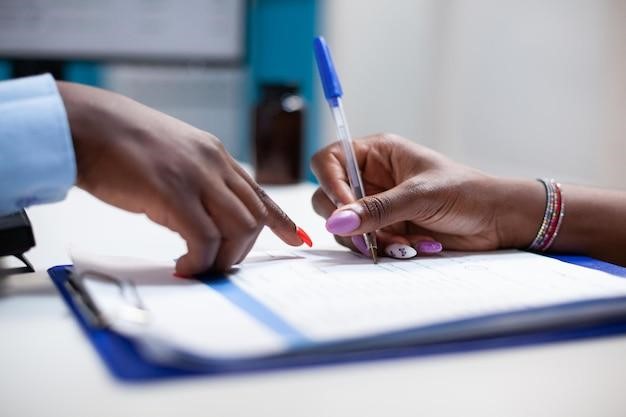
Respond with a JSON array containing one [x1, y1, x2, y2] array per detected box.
[[296, 226, 313, 247]]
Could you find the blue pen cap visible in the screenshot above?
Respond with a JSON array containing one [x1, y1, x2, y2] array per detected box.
[[313, 36, 343, 102]]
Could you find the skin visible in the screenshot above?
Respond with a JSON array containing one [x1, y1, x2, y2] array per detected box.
[[57, 81, 303, 276], [311, 133, 626, 267]]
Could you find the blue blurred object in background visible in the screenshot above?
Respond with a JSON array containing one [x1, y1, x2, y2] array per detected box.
[[0, 0, 320, 180]]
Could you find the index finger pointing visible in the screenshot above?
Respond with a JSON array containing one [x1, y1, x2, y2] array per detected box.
[[254, 184, 304, 246], [226, 154, 304, 247]]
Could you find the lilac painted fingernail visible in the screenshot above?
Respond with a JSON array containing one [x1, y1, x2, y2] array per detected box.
[[416, 240, 443, 254], [326, 210, 361, 234], [351, 235, 370, 257]]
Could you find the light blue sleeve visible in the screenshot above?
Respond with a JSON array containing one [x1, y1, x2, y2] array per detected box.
[[0, 74, 76, 215]]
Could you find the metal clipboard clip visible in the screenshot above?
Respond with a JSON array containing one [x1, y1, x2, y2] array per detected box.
[[64, 267, 150, 329]]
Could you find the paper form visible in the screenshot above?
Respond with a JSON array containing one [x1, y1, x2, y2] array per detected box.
[[232, 250, 626, 342], [72, 249, 626, 360], [74, 255, 287, 358]]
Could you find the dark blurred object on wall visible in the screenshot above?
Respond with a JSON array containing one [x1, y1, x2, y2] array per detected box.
[[11, 59, 65, 79], [253, 84, 304, 185]]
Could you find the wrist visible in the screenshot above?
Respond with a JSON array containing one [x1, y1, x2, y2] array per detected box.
[[56, 82, 108, 188], [494, 177, 546, 249], [56, 81, 92, 141]]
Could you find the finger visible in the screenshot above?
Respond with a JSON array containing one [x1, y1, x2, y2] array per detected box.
[[312, 187, 338, 219], [225, 173, 268, 221], [372, 230, 444, 259], [317, 181, 441, 258], [349, 235, 371, 257], [235, 229, 262, 265], [255, 186, 304, 246], [149, 199, 221, 276], [348, 230, 409, 259], [331, 230, 410, 259], [311, 142, 356, 206], [201, 183, 261, 273], [325, 179, 438, 236], [331, 234, 367, 257], [211, 235, 257, 273], [225, 175, 268, 265], [226, 155, 304, 246], [405, 234, 444, 255]]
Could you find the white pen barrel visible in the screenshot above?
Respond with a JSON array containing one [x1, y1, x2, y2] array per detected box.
[[330, 100, 378, 256], [330, 101, 366, 199]]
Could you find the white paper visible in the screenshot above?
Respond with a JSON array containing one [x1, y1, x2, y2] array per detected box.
[[232, 250, 626, 342], [72, 249, 626, 360], [73, 254, 286, 359]]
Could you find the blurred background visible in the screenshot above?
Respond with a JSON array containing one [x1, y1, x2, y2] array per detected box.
[[1, 0, 624, 188]]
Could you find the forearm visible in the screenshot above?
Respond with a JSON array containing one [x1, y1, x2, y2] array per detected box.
[[497, 178, 626, 266], [551, 184, 626, 265]]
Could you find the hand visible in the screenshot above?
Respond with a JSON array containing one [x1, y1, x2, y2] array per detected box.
[[311, 134, 545, 258], [57, 82, 305, 275]]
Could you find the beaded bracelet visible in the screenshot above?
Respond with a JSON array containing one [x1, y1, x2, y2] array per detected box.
[[528, 178, 565, 252]]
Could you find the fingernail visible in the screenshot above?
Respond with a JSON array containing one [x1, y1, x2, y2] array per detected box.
[[385, 243, 417, 259], [416, 240, 443, 255], [296, 226, 313, 247], [173, 272, 192, 279], [351, 235, 370, 257], [326, 210, 361, 234]]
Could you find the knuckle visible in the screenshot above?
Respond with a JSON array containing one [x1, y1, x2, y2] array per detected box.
[[211, 135, 224, 147], [200, 131, 223, 147], [242, 218, 262, 235], [198, 138, 228, 164], [254, 185, 269, 201], [256, 204, 269, 223], [377, 132, 402, 145], [311, 142, 340, 170], [196, 224, 221, 243], [232, 216, 261, 238], [156, 162, 195, 194], [240, 188, 269, 222], [214, 140, 227, 155], [362, 195, 390, 225], [310, 149, 326, 171], [202, 232, 221, 245]]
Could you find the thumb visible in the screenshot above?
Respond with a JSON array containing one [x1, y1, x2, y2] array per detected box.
[[325, 181, 429, 236]]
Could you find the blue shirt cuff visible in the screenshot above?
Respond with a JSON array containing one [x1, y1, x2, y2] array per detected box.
[[0, 74, 76, 215]]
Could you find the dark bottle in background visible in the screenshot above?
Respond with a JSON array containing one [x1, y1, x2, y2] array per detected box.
[[253, 83, 304, 184]]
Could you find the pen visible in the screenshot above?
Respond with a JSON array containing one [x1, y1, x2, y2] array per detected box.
[[313, 36, 378, 264]]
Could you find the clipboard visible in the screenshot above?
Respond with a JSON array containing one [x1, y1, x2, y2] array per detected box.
[[47, 254, 626, 382]]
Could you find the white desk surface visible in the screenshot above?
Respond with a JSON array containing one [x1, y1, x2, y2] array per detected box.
[[1, 183, 625, 417]]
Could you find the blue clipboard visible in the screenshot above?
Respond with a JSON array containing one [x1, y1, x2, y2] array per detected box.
[[47, 254, 626, 382]]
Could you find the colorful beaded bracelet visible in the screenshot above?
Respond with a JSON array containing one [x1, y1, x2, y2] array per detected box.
[[528, 178, 565, 252]]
